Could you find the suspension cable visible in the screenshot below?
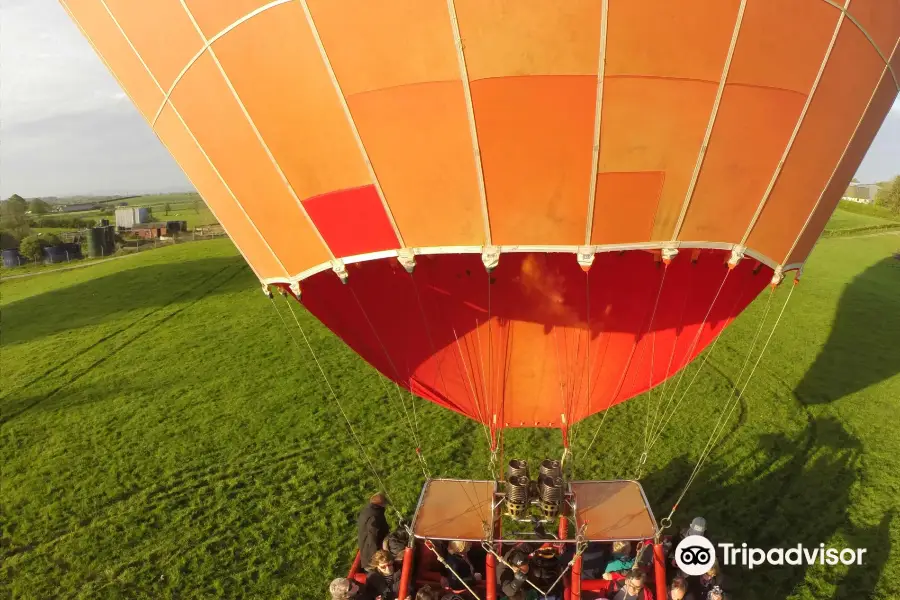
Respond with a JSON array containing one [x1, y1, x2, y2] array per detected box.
[[280, 296, 404, 520], [649, 267, 732, 429], [425, 541, 484, 600], [636, 263, 670, 477], [454, 327, 493, 449], [645, 268, 756, 453], [580, 258, 667, 471], [658, 281, 796, 531], [348, 287, 425, 455]]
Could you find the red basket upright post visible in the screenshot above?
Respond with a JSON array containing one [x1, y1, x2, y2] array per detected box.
[[653, 542, 667, 600]]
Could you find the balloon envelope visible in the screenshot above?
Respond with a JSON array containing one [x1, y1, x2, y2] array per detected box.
[[63, 0, 900, 429]]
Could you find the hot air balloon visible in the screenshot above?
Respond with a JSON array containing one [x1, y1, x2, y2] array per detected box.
[[62, 0, 899, 597]]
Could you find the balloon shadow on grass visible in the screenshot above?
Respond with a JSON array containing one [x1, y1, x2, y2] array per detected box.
[[0, 256, 251, 347], [0, 257, 252, 424], [795, 257, 900, 405], [643, 415, 891, 600]]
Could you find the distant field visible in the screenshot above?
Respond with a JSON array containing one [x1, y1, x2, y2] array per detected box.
[[34, 193, 218, 230], [826, 209, 893, 231], [834, 200, 900, 221], [2, 233, 899, 598]]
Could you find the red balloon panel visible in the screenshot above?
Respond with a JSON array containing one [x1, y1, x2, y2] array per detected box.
[[297, 250, 771, 433]]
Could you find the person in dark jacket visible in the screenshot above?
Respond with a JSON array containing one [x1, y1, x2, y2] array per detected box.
[[358, 493, 390, 570], [529, 546, 563, 600], [366, 550, 412, 600], [439, 540, 481, 592], [690, 562, 725, 600], [496, 548, 531, 599]]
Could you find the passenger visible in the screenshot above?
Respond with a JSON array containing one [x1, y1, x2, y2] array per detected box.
[[496, 548, 530, 599], [608, 569, 653, 600], [580, 542, 611, 579], [358, 492, 390, 570], [439, 540, 481, 592], [529, 546, 563, 600], [602, 541, 636, 581], [669, 518, 707, 570], [329, 577, 375, 600], [668, 575, 697, 600], [366, 550, 412, 600], [706, 586, 725, 600], [383, 527, 410, 564], [415, 585, 439, 600], [691, 562, 725, 599]]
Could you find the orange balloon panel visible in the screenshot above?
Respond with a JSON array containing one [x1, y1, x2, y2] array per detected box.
[[63, 0, 899, 279]]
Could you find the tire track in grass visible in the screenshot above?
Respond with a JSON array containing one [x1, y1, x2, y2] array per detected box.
[[0, 262, 245, 425], [1, 259, 244, 403], [1, 442, 324, 562]]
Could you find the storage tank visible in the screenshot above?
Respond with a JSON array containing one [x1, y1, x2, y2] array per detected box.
[[1, 249, 22, 267], [87, 226, 116, 258]]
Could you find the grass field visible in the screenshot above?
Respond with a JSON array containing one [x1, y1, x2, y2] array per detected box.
[[825, 209, 893, 231], [1, 232, 899, 599]]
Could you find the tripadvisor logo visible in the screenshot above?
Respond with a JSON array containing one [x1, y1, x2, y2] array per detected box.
[[675, 536, 867, 574]]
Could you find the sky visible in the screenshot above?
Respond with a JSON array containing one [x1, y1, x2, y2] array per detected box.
[[0, 0, 897, 199]]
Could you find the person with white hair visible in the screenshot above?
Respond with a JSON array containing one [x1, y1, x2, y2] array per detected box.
[[329, 577, 375, 600]]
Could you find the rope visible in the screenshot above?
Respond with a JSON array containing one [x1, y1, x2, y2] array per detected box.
[[636, 264, 669, 477], [372, 374, 431, 479], [280, 296, 404, 521], [453, 327, 493, 449], [348, 287, 426, 460], [654, 260, 696, 412], [481, 533, 586, 599], [648, 268, 732, 433], [645, 268, 756, 453], [659, 281, 796, 530], [649, 286, 775, 455], [580, 260, 667, 471], [425, 540, 484, 600], [568, 268, 591, 457]]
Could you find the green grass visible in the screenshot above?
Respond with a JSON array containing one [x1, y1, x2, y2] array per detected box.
[[832, 201, 900, 222], [825, 209, 892, 231], [2, 233, 899, 599]]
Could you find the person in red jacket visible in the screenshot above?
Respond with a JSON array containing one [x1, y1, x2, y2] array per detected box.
[[608, 569, 654, 600]]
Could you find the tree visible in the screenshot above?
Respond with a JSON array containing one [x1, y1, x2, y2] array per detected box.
[[874, 176, 900, 215], [29, 199, 51, 215], [0, 230, 19, 250], [1, 194, 30, 237], [193, 196, 201, 214], [19, 235, 47, 262], [164, 203, 171, 216]]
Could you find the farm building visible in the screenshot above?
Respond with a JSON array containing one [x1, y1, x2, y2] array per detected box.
[[115, 206, 151, 229], [132, 221, 188, 239], [843, 183, 881, 204]]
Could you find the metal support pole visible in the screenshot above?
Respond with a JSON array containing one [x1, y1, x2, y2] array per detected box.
[[558, 515, 569, 552], [571, 554, 582, 600], [653, 542, 667, 600], [398, 546, 414, 599], [485, 552, 497, 600]]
